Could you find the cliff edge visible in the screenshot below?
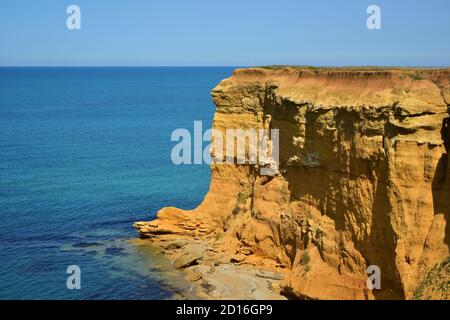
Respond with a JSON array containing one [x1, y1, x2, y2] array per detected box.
[[135, 67, 450, 300]]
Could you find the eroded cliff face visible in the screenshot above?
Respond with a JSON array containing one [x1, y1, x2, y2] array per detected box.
[[135, 68, 450, 300]]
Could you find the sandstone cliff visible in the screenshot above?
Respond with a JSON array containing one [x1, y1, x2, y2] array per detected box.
[[135, 67, 450, 300]]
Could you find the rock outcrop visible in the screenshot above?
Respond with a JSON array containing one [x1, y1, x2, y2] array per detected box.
[[135, 67, 450, 300]]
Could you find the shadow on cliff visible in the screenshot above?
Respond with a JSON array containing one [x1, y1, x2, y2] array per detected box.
[[279, 108, 405, 299], [368, 164, 404, 300], [432, 117, 450, 250]]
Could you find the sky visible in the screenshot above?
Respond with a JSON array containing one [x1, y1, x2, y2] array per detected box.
[[0, 0, 449, 66]]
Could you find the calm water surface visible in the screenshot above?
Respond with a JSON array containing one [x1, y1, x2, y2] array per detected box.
[[0, 67, 235, 299]]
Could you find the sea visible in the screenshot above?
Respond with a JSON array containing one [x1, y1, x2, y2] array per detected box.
[[0, 67, 235, 299]]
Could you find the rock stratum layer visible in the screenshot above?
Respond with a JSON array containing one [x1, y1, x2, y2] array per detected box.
[[135, 68, 450, 300]]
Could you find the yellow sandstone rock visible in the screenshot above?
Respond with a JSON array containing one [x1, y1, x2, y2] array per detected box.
[[135, 67, 450, 300]]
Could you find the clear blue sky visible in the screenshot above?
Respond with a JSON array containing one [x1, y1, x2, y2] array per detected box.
[[1, 0, 449, 66]]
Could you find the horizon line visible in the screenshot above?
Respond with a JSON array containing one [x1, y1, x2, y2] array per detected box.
[[1, 65, 450, 69], [0, 65, 245, 68]]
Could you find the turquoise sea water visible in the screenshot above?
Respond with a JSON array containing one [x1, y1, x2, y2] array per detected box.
[[0, 67, 235, 299]]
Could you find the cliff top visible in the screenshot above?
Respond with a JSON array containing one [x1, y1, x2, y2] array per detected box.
[[216, 67, 450, 111], [235, 66, 450, 81], [258, 65, 450, 71]]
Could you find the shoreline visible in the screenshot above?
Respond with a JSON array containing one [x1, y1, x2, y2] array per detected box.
[[132, 236, 287, 300]]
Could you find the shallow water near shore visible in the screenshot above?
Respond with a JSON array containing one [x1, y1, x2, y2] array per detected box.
[[0, 67, 235, 299]]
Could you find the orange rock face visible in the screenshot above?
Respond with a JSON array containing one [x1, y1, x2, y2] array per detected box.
[[135, 68, 450, 300]]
